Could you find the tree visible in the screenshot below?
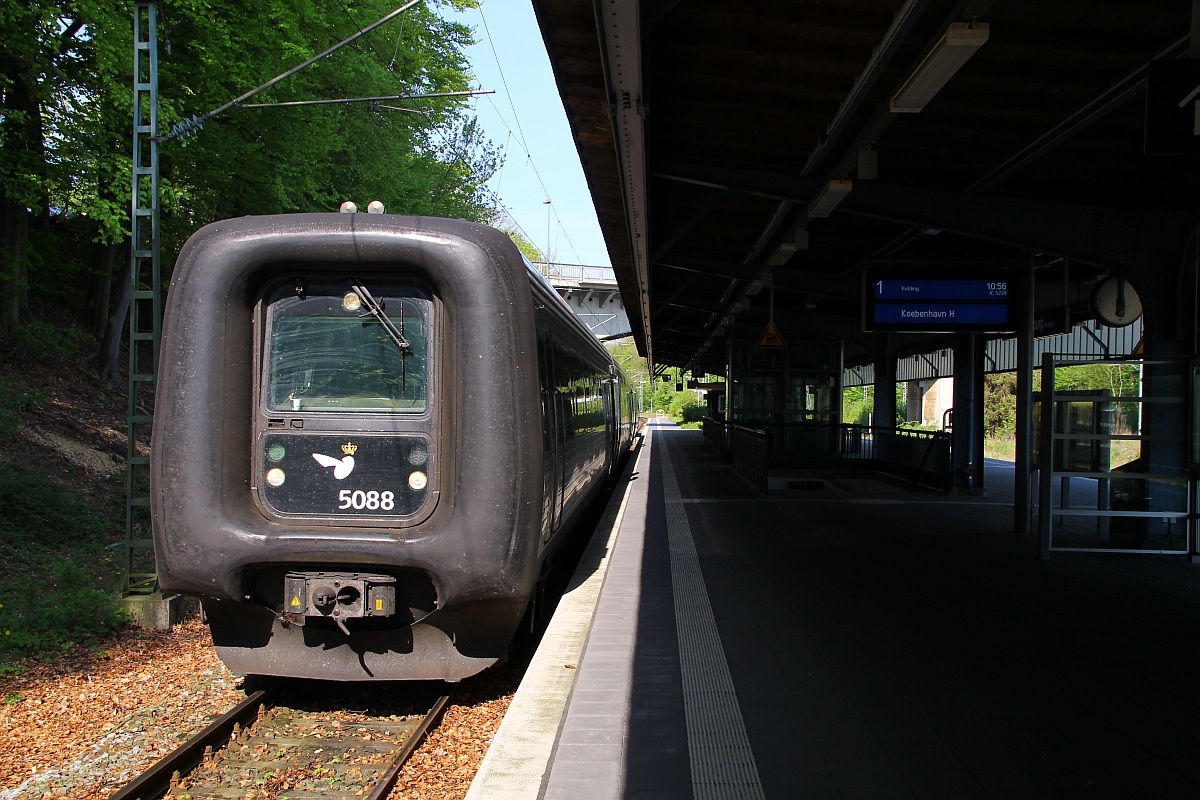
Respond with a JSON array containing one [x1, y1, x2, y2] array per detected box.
[[501, 228, 546, 262], [0, 1, 107, 337], [2, 0, 496, 381], [842, 385, 869, 426], [984, 372, 1017, 438]]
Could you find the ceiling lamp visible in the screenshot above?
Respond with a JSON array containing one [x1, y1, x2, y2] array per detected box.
[[769, 242, 797, 265], [806, 180, 852, 218], [891, 22, 989, 113]]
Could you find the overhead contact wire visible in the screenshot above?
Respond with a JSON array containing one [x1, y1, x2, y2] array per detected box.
[[475, 7, 586, 265]]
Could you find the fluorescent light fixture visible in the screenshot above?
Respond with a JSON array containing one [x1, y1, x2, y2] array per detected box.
[[891, 22, 989, 113], [769, 242, 797, 265], [806, 180, 852, 218], [746, 273, 772, 295]]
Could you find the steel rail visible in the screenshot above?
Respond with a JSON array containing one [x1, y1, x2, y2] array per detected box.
[[366, 693, 453, 800], [108, 689, 272, 800]]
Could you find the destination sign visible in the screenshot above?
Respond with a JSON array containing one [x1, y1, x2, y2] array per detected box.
[[873, 303, 1010, 325], [873, 279, 1008, 302], [863, 269, 1014, 333]]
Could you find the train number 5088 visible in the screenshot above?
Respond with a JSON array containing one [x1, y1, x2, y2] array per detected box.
[[338, 490, 396, 511]]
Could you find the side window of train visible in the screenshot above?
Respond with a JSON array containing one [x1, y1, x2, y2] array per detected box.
[[538, 331, 553, 453]]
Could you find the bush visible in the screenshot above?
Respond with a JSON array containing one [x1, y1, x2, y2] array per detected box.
[[0, 472, 111, 546], [669, 395, 705, 425], [0, 472, 124, 665], [678, 402, 706, 424], [0, 377, 40, 439], [13, 321, 83, 359], [0, 563, 125, 661]]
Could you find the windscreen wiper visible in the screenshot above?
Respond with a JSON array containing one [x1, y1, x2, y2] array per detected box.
[[350, 281, 411, 351]]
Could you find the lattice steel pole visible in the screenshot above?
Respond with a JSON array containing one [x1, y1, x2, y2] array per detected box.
[[122, 1, 161, 597]]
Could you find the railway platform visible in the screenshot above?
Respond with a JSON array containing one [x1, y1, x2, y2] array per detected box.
[[466, 419, 1200, 799]]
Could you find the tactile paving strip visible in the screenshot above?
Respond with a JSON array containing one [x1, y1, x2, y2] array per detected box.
[[661, 434, 766, 799]]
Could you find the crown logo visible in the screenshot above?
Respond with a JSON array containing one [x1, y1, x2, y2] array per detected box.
[[341, 441, 358, 456]]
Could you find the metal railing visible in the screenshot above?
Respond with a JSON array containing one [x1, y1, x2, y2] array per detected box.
[[718, 420, 952, 493], [533, 261, 617, 284], [702, 416, 727, 455], [729, 424, 769, 493], [862, 426, 953, 492]]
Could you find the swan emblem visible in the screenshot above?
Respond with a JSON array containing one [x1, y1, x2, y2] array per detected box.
[[312, 452, 355, 480]]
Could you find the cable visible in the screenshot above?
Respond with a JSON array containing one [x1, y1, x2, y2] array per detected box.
[[160, 2, 421, 142], [469, 12, 588, 264], [336, 0, 492, 212]]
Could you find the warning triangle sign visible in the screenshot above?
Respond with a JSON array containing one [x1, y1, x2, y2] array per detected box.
[[757, 321, 786, 348]]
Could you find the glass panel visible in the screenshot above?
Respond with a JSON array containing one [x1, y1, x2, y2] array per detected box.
[[1192, 364, 1200, 465], [1043, 357, 1189, 555], [266, 284, 430, 414]]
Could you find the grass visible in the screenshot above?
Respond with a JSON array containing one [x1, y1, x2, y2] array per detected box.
[[984, 437, 1017, 462], [984, 436, 1142, 469]]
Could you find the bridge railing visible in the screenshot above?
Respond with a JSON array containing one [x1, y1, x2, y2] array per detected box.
[[534, 262, 617, 284]]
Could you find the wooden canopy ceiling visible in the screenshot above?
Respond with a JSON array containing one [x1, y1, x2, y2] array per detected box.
[[532, 0, 1199, 372]]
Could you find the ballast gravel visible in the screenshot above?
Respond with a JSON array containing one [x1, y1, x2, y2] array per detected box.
[[0, 615, 515, 799]]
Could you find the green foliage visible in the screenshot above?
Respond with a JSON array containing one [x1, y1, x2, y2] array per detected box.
[[649, 378, 680, 415], [1050, 362, 1142, 434], [842, 385, 870, 425], [984, 363, 1142, 442], [0, 377, 41, 439], [984, 372, 1016, 438], [1052, 363, 1139, 396], [0, 471, 124, 665], [153, 0, 495, 234], [12, 320, 83, 358], [0, 472, 111, 544], [640, 369, 714, 426], [503, 228, 546, 262], [0, 563, 125, 662], [671, 395, 705, 424], [2, 0, 497, 342]]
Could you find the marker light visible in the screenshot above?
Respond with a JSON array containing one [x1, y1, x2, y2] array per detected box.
[[408, 471, 428, 491], [268, 444, 286, 462], [343, 292, 363, 312], [367, 200, 385, 214], [408, 444, 429, 466], [266, 468, 286, 487]]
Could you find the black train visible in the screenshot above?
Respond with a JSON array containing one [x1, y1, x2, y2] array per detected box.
[[151, 213, 636, 681]]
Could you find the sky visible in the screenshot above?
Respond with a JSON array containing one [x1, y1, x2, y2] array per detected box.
[[443, 2, 612, 268]]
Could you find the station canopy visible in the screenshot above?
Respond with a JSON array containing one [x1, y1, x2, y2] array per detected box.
[[530, 0, 1198, 374]]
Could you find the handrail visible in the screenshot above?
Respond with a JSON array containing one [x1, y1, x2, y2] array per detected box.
[[721, 421, 952, 493]]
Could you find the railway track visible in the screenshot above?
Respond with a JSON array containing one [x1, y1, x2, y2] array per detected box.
[[110, 687, 450, 800]]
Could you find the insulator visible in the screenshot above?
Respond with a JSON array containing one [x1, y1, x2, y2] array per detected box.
[[167, 114, 205, 141]]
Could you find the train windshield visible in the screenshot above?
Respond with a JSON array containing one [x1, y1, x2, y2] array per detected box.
[[264, 282, 431, 413]]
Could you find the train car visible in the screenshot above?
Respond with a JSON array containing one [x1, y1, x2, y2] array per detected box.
[[150, 212, 636, 681]]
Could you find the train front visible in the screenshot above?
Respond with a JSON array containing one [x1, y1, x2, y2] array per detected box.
[[151, 213, 542, 681]]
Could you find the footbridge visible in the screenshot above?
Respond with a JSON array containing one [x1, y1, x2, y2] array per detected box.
[[536, 260, 631, 341]]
